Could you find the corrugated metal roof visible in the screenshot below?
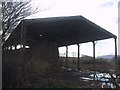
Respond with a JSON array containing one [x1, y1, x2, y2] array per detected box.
[[4, 15, 116, 47], [25, 15, 116, 46]]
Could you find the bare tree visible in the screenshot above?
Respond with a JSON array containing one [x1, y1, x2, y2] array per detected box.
[[1, 0, 39, 43]]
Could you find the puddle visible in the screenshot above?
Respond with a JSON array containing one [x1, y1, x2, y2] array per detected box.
[[90, 73, 111, 81], [61, 67, 72, 71], [80, 71, 119, 88], [80, 77, 94, 81], [61, 67, 120, 88]]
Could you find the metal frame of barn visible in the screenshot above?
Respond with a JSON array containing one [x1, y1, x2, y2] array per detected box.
[[2, 15, 118, 88]]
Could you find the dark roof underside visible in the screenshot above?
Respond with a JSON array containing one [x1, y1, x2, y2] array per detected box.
[[25, 16, 116, 47], [5, 15, 116, 47]]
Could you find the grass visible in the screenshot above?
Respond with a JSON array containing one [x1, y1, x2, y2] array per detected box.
[[33, 79, 79, 88], [67, 62, 115, 72], [16, 57, 120, 88]]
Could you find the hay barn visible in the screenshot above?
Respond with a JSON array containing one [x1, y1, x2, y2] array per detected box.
[[2, 15, 117, 88]]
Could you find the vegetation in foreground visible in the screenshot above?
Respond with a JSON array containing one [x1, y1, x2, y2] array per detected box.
[[23, 56, 120, 88]]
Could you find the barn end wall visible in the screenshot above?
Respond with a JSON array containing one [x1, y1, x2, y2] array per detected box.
[[31, 40, 61, 73], [3, 38, 62, 88], [2, 49, 22, 88], [22, 40, 62, 87]]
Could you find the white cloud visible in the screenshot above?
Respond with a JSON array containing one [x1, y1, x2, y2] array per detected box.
[[101, 2, 113, 7]]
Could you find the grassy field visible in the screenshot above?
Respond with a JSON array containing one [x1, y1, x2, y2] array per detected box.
[[14, 57, 120, 88], [27, 57, 120, 88], [24, 68, 102, 88], [60, 57, 118, 73]]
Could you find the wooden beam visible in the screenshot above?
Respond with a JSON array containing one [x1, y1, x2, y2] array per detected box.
[[20, 20, 26, 87], [21, 20, 26, 63]]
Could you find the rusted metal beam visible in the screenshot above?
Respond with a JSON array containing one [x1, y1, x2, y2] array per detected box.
[[66, 46, 68, 67], [114, 37, 119, 77], [93, 41, 95, 69], [93, 41, 96, 80], [77, 44, 80, 70], [114, 37, 117, 63]]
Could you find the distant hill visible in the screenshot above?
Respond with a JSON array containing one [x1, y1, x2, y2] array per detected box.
[[97, 55, 114, 59]]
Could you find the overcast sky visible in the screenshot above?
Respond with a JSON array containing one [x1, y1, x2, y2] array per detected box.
[[27, 0, 119, 57]]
